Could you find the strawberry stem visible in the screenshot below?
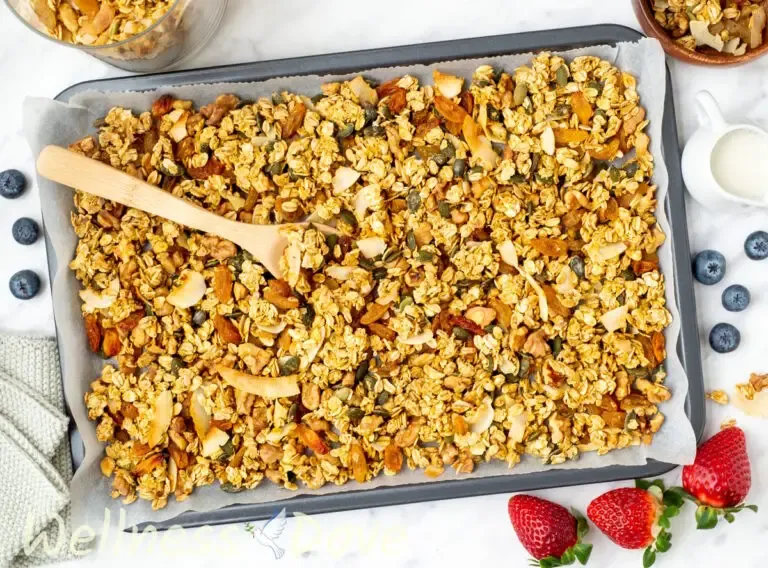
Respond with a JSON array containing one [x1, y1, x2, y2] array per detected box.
[[694, 502, 758, 530]]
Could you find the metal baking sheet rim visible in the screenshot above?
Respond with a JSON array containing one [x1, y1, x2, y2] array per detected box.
[[48, 24, 705, 529]]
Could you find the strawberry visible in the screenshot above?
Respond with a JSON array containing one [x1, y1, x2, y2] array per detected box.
[[508, 495, 592, 568], [587, 485, 675, 567], [682, 426, 758, 529]]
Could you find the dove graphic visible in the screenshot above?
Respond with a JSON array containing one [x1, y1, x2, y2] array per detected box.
[[250, 508, 287, 559]]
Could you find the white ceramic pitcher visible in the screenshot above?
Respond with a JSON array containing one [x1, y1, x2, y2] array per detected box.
[[681, 91, 768, 212]]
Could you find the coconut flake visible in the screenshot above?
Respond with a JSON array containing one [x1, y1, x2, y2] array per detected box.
[[326, 265, 355, 280], [470, 397, 495, 433], [190, 389, 210, 440], [201, 427, 229, 457], [168, 111, 189, 142], [399, 329, 434, 346], [147, 390, 173, 448], [301, 327, 326, 370], [257, 321, 287, 335], [594, 242, 627, 262], [357, 237, 387, 259], [354, 184, 378, 217], [79, 278, 120, 312], [348, 76, 379, 106], [500, 358, 516, 375], [166, 270, 206, 309], [508, 413, 527, 443], [433, 70, 464, 99], [541, 126, 556, 156], [689, 20, 725, 51], [498, 240, 549, 321], [216, 365, 300, 398], [600, 305, 629, 332], [332, 166, 361, 193], [733, 388, 768, 418]]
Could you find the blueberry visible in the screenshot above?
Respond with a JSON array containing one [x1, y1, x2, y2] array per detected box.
[[722, 284, 750, 312], [693, 250, 726, 285], [0, 169, 27, 199], [709, 323, 740, 353], [9, 270, 40, 300], [12, 218, 39, 245], [745, 231, 768, 260]]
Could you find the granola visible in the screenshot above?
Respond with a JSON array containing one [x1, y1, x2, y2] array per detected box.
[[652, 0, 767, 56], [29, 0, 174, 46], [74, 53, 672, 510]]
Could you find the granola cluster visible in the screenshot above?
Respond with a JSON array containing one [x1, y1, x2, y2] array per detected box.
[[652, 0, 767, 56], [74, 52, 672, 510], [29, 0, 174, 46]]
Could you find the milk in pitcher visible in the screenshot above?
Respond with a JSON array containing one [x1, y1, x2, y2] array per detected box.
[[710, 128, 768, 201]]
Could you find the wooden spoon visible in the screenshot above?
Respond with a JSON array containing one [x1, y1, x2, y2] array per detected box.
[[37, 145, 339, 277]]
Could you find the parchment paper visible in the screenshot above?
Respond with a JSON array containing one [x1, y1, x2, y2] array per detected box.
[[23, 37, 696, 531]]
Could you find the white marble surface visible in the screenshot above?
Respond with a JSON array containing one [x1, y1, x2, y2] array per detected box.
[[2, 1, 768, 566]]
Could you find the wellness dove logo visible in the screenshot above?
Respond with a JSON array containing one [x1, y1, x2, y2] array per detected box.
[[245, 508, 287, 559]]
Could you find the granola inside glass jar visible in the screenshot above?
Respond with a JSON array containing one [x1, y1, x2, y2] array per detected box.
[[5, 0, 228, 71]]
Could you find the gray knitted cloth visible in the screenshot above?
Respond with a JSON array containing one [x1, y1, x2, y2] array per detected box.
[[0, 336, 73, 567]]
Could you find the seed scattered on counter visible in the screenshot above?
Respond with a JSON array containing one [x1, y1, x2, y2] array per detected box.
[[721, 284, 750, 312], [744, 230, 768, 260], [0, 169, 26, 199], [706, 390, 729, 405], [693, 250, 726, 285], [12, 217, 40, 246], [709, 322, 740, 353], [9, 269, 40, 300]]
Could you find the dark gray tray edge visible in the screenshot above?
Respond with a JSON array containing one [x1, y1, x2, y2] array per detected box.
[[49, 23, 705, 529]]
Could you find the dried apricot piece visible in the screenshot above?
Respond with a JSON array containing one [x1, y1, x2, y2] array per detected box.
[[360, 303, 389, 325], [387, 88, 407, 114], [452, 414, 468, 435], [589, 137, 620, 161], [651, 331, 666, 362], [102, 328, 121, 357], [554, 128, 589, 145], [541, 285, 570, 318], [187, 156, 226, 180], [213, 265, 233, 304], [348, 443, 369, 483], [376, 77, 402, 98], [530, 237, 569, 257], [632, 259, 659, 275], [296, 424, 329, 455], [213, 314, 242, 344], [279, 101, 306, 139], [383, 444, 403, 473], [367, 322, 397, 341], [571, 91, 593, 125], [151, 95, 174, 118], [488, 298, 513, 329], [84, 314, 102, 353], [433, 95, 467, 123], [459, 91, 475, 115]]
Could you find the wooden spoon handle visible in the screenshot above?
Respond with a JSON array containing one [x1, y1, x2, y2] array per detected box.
[[37, 145, 244, 241]]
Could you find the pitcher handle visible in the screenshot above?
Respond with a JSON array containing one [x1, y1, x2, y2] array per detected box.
[[695, 91, 727, 133]]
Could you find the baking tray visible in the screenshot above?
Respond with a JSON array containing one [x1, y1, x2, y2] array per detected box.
[[52, 24, 705, 529]]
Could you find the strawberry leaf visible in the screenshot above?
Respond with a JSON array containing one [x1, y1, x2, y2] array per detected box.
[[744, 504, 758, 513], [664, 505, 680, 519], [561, 548, 575, 565], [695, 505, 719, 530], [643, 547, 657, 568], [636, 479, 652, 490], [539, 556, 561, 568], [573, 543, 592, 565], [655, 529, 672, 553], [658, 515, 670, 529], [573, 510, 590, 540], [724, 513, 736, 523], [662, 488, 685, 508]]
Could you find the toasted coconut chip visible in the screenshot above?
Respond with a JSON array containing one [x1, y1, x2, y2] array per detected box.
[[201, 427, 229, 458], [257, 321, 287, 335], [600, 305, 628, 332], [301, 327, 325, 370], [332, 166, 361, 193], [190, 389, 210, 440], [498, 240, 549, 321], [433, 70, 464, 99], [348, 76, 379, 106], [216, 365, 300, 399], [541, 126, 556, 156], [399, 329, 434, 346], [357, 237, 387, 259], [168, 111, 189, 143], [470, 397, 494, 433], [167, 455, 178, 492], [167, 270, 206, 308], [79, 278, 119, 312], [354, 185, 377, 217], [594, 242, 627, 262], [508, 413, 527, 443], [252, 135, 273, 147], [147, 390, 173, 448], [733, 388, 768, 417], [500, 358, 516, 375], [462, 115, 498, 170], [690, 20, 725, 51], [326, 265, 355, 280]]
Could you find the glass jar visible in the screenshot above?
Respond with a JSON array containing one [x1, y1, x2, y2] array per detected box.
[[5, 0, 228, 72]]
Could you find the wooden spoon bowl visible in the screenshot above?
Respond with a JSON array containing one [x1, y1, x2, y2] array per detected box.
[[632, 0, 768, 66]]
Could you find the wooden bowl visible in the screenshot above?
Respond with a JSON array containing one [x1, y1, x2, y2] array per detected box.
[[632, 0, 768, 66]]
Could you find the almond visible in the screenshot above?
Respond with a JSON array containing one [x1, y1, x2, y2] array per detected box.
[[296, 424, 329, 455], [531, 237, 568, 257], [368, 322, 397, 341], [102, 328, 121, 357], [360, 303, 389, 326], [213, 265, 233, 304], [213, 314, 242, 344], [84, 314, 102, 353], [279, 101, 306, 139]]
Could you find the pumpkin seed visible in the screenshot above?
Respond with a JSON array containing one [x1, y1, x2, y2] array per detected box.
[[441, 143, 456, 160], [326, 233, 338, 253], [311, 93, 325, 104], [355, 360, 370, 383], [157, 160, 183, 177], [376, 391, 390, 406], [347, 407, 365, 422], [358, 257, 375, 270], [594, 109, 608, 121], [286, 471, 297, 483], [551, 336, 563, 358], [372, 267, 388, 280], [220, 482, 245, 493], [535, 173, 554, 185], [338, 123, 355, 138], [569, 256, 585, 278], [382, 248, 402, 263], [608, 167, 621, 182], [452, 326, 471, 340], [406, 230, 417, 250], [302, 304, 316, 327], [477, 79, 491, 87], [370, 124, 386, 136], [621, 268, 636, 281], [339, 209, 358, 228], [552, 103, 571, 119], [452, 158, 467, 178], [504, 372, 520, 383], [364, 373, 377, 393], [268, 161, 286, 175], [617, 291, 626, 306], [518, 355, 531, 379], [407, 190, 421, 212], [373, 408, 391, 418], [381, 104, 393, 119], [438, 200, 451, 219], [272, 93, 285, 105], [363, 104, 377, 125], [279, 356, 300, 376], [513, 82, 528, 107], [555, 65, 569, 87], [626, 366, 651, 379], [488, 105, 501, 121], [469, 165, 484, 177], [219, 439, 235, 461], [192, 310, 207, 326], [170, 357, 184, 375], [510, 173, 527, 184], [587, 80, 603, 95], [398, 296, 413, 311], [623, 162, 640, 177], [432, 151, 449, 166], [418, 250, 434, 262], [287, 402, 299, 422], [204, 259, 220, 268], [225, 310, 244, 319], [526, 201, 534, 217]]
